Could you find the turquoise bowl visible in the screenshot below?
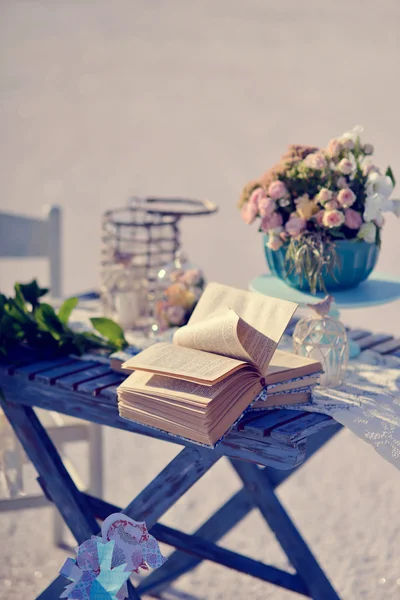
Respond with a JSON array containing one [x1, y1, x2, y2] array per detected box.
[[263, 236, 379, 292]]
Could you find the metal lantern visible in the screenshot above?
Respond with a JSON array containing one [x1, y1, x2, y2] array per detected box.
[[100, 197, 217, 330]]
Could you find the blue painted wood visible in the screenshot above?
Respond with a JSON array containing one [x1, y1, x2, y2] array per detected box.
[[123, 447, 219, 526], [346, 329, 371, 341], [76, 373, 125, 395], [373, 338, 400, 354], [356, 333, 393, 350], [149, 523, 308, 596], [0, 399, 99, 544], [242, 412, 335, 444], [231, 459, 340, 600], [139, 424, 342, 597], [0, 372, 313, 469], [11, 357, 75, 378], [55, 364, 113, 390], [249, 272, 400, 309], [73, 494, 308, 596], [35, 360, 99, 384], [36, 575, 71, 600]]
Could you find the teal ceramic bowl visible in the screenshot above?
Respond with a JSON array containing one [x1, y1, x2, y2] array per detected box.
[[263, 236, 379, 292]]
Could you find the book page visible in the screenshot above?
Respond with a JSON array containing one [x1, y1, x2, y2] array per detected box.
[[236, 315, 276, 372], [173, 309, 253, 363], [188, 282, 297, 344], [121, 342, 248, 385], [174, 308, 275, 371]]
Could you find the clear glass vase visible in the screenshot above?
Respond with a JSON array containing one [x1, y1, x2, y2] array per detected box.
[[292, 314, 349, 388]]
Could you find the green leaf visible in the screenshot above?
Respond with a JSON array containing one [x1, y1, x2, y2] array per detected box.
[[385, 166, 396, 188], [90, 317, 127, 350], [16, 280, 49, 308], [329, 229, 346, 239], [58, 297, 78, 325], [35, 303, 65, 340]]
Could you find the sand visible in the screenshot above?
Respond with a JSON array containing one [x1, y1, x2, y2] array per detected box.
[[1, 1, 400, 598]]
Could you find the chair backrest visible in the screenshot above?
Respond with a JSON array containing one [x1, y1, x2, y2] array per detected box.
[[0, 205, 62, 298]]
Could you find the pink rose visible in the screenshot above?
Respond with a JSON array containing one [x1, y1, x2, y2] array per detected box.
[[322, 209, 345, 228], [258, 196, 276, 218], [166, 305, 186, 325], [268, 180, 288, 200], [241, 202, 258, 224], [285, 215, 306, 237], [337, 176, 348, 189], [337, 188, 356, 208], [304, 152, 327, 170], [261, 211, 283, 232], [343, 139, 355, 150], [316, 188, 332, 204], [326, 139, 342, 158], [248, 187, 266, 206], [338, 158, 353, 175], [344, 208, 363, 230], [315, 210, 324, 225], [266, 235, 283, 251], [325, 199, 339, 211]]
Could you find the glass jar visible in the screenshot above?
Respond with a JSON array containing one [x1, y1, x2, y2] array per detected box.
[[292, 314, 349, 388]]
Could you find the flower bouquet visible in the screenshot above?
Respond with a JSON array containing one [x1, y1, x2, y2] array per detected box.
[[239, 126, 398, 293], [155, 267, 205, 330]]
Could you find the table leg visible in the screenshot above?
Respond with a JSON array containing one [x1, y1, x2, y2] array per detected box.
[[231, 459, 340, 600], [140, 425, 341, 597], [0, 400, 98, 543]]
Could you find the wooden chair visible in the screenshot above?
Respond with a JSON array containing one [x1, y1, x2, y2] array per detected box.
[[0, 205, 103, 546]]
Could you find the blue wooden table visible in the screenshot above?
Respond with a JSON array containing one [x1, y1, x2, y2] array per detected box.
[[1, 320, 399, 599]]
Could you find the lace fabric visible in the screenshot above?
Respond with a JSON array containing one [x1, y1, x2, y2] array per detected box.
[[284, 350, 400, 470]]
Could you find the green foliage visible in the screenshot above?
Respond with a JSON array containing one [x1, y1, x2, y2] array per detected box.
[[90, 317, 127, 351], [0, 279, 128, 358], [386, 166, 396, 188]]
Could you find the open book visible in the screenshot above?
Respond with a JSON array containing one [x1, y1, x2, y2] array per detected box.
[[117, 283, 321, 446]]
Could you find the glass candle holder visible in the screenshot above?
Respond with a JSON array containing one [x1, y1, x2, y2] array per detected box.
[[292, 314, 349, 388]]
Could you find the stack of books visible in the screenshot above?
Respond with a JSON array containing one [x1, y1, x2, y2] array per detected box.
[[117, 283, 321, 446]]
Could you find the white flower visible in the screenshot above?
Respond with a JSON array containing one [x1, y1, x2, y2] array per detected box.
[[366, 172, 394, 198], [392, 199, 400, 217], [374, 211, 384, 227], [357, 222, 377, 244], [279, 198, 290, 207], [363, 143, 374, 155], [340, 125, 364, 144], [365, 193, 399, 222]]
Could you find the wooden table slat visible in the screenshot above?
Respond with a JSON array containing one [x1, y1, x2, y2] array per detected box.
[[346, 329, 371, 341], [356, 333, 393, 351], [372, 338, 400, 354], [35, 360, 100, 384], [55, 365, 114, 390], [76, 373, 125, 395], [11, 358, 77, 379]]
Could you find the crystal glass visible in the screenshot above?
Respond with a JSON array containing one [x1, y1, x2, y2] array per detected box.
[[148, 251, 205, 334], [292, 314, 349, 388]]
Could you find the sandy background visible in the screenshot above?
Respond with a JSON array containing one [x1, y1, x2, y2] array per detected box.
[[1, 1, 400, 599]]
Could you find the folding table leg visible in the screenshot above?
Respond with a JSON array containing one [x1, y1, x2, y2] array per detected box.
[[0, 397, 219, 599], [141, 425, 341, 597], [0, 401, 99, 543], [231, 459, 341, 600]]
